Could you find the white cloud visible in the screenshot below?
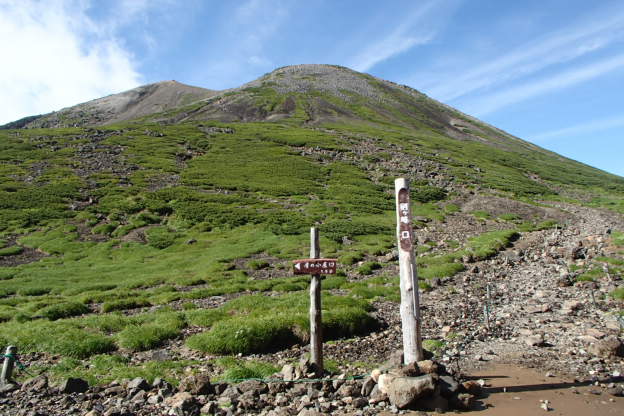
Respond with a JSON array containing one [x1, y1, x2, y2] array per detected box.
[[421, 5, 624, 102], [347, 0, 457, 72], [465, 53, 624, 116], [0, 0, 142, 124], [531, 114, 624, 142]]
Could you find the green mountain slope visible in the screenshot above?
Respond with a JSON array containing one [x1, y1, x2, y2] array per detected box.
[[0, 64, 622, 383]]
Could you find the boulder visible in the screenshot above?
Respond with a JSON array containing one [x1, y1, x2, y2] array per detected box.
[[237, 379, 268, 395], [20, 375, 48, 392], [281, 364, 296, 381], [588, 336, 624, 358], [439, 375, 459, 398], [165, 392, 200, 416], [178, 374, 212, 395], [368, 384, 388, 404], [416, 360, 438, 374], [377, 373, 397, 395], [451, 393, 475, 410], [59, 377, 89, 394], [386, 374, 435, 409], [127, 377, 150, 391], [361, 376, 376, 397]]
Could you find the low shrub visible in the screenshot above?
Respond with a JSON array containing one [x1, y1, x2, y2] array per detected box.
[[247, 259, 270, 270], [102, 299, 151, 313], [215, 357, 279, 381], [0, 246, 23, 256], [471, 210, 491, 220], [498, 213, 520, 221], [0, 321, 116, 358], [146, 226, 177, 249], [420, 263, 465, 279], [37, 302, 89, 320], [358, 261, 382, 275], [117, 324, 180, 351], [339, 252, 364, 265], [19, 287, 51, 296], [610, 287, 624, 300], [186, 315, 301, 355]]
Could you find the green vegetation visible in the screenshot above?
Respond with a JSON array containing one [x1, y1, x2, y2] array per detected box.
[[1, 69, 623, 387], [215, 357, 279, 381], [610, 287, 624, 301]]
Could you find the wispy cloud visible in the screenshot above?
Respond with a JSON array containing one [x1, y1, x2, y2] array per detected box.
[[531, 114, 624, 142], [192, 0, 291, 88], [347, 0, 460, 72], [0, 0, 142, 124], [422, 5, 624, 102], [465, 53, 624, 116]]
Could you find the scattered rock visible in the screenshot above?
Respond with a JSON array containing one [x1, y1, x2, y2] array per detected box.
[[588, 336, 624, 358], [59, 377, 89, 394], [386, 374, 435, 409]]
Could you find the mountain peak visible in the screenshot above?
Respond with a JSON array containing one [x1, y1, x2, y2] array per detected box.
[[8, 80, 217, 129]]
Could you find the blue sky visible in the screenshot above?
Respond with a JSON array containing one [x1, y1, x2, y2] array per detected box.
[[1, 0, 623, 177]]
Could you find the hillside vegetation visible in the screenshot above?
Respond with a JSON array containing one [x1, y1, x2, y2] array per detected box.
[[0, 64, 623, 385]]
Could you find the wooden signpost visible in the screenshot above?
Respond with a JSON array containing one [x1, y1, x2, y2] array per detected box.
[[395, 178, 423, 364], [292, 228, 338, 377]]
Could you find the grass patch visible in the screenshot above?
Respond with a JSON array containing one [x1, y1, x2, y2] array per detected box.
[[102, 298, 151, 313], [47, 355, 193, 386], [185, 293, 376, 354], [215, 357, 279, 381], [0, 246, 23, 256], [610, 287, 624, 300], [37, 302, 89, 320]]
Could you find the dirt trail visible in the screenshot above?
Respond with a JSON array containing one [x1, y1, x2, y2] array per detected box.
[[461, 364, 621, 415]]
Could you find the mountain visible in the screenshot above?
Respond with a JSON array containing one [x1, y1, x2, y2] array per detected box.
[[0, 65, 623, 405], [3, 80, 216, 129]]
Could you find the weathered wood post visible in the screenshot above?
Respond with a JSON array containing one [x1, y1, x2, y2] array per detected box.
[[309, 227, 323, 376], [0, 345, 17, 384], [395, 178, 423, 364]]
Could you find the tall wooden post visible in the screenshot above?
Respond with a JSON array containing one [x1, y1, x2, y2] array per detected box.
[[395, 178, 423, 364], [309, 227, 323, 376]]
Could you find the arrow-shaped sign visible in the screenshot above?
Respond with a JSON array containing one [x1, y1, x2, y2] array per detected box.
[[292, 258, 338, 275]]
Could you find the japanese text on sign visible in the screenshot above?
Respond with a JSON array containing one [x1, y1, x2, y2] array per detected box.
[[397, 188, 413, 251], [293, 258, 338, 275]]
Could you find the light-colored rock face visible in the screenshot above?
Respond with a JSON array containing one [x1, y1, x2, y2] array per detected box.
[[22, 80, 217, 128]]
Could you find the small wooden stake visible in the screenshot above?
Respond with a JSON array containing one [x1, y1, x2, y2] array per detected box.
[[1, 345, 16, 384], [395, 178, 423, 364], [309, 227, 323, 376]]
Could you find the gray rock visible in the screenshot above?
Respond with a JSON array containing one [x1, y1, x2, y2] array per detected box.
[[281, 364, 296, 381], [127, 377, 150, 391], [178, 374, 212, 395], [588, 336, 624, 358], [386, 374, 435, 409], [451, 393, 475, 410], [237, 379, 268, 395], [439, 375, 459, 398], [20, 375, 48, 392], [352, 396, 368, 408], [165, 392, 200, 416], [59, 377, 89, 394], [368, 384, 388, 404], [361, 376, 376, 397]]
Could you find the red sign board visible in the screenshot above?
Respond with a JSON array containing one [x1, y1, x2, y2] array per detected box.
[[293, 258, 338, 275]]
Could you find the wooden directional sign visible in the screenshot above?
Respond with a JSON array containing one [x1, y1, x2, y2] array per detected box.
[[293, 258, 337, 275]]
